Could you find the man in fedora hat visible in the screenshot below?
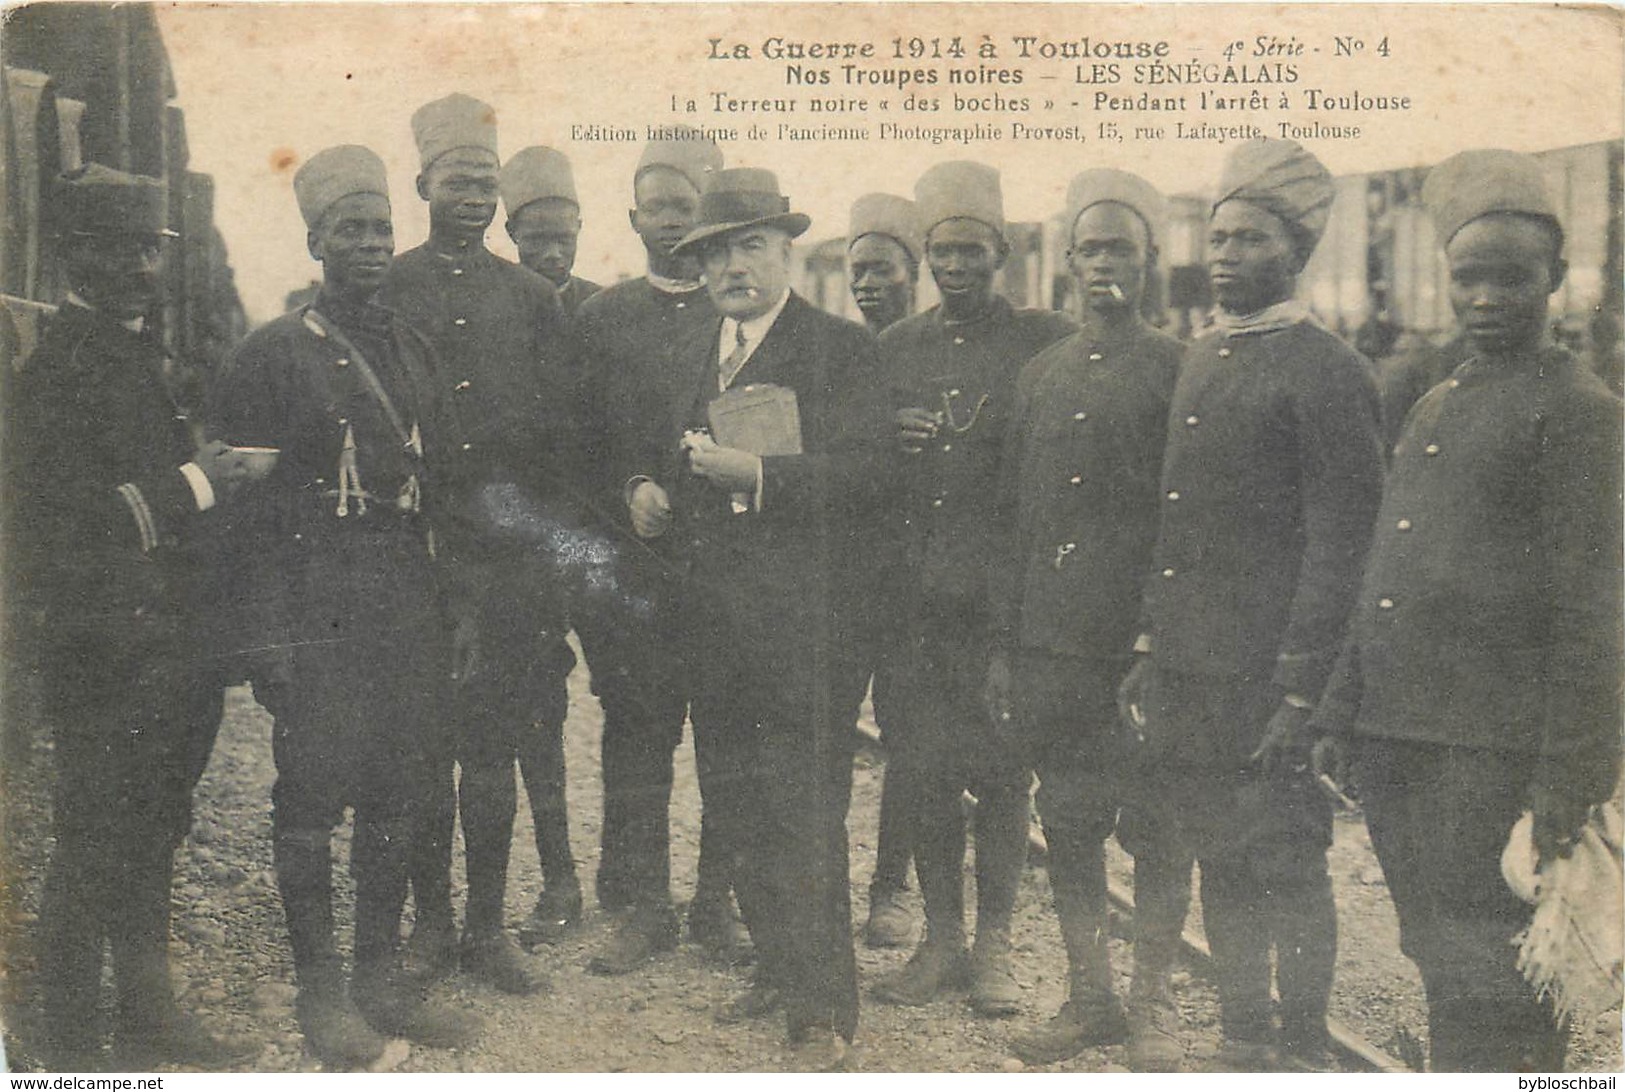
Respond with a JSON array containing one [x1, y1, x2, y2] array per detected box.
[[380, 93, 572, 996], [5, 164, 269, 1070], [623, 166, 885, 1069], [1308, 150, 1622, 1072], [574, 129, 749, 974], [989, 169, 1193, 1069], [873, 160, 1076, 1018], [1119, 138, 1384, 1070], [209, 144, 483, 1066], [501, 145, 602, 316], [842, 192, 923, 951]]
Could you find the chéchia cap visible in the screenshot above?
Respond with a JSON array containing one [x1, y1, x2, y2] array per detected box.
[[1212, 138, 1335, 256], [671, 168, 810, 256], [411, 93, 499, 171], [636, 126, 724, 194], [501, 146, 579, 219], [915, 160, 1005, 241], [848, 193, 922, 266], [1421, 148, 1561, 250], [52, 163, 173, 238], [294, 145, 390, 229], [1065, 168, 1166, 249]]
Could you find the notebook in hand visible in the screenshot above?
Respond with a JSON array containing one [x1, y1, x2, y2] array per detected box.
[[707, 383, 803, 456]]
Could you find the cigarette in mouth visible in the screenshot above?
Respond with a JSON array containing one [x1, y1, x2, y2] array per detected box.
[[1108, 283, 1126, 303]]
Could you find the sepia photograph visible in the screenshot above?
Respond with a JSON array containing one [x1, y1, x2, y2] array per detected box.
[[0, 1, 1621, 1077]]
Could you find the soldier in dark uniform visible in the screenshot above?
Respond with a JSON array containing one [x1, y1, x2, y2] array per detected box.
[[873, 161, 1078, 1016], [843, 192, 922, 951], [379, 94, 568, 995], [992, 171, 1194, 1071], [574, 132, 748, 974], [637, 168, 883, 1070], [1119, 139, 1384, 1070], [1377, 331, 1471, 451], [210, 145, 483, 1067], [500, 146, 602, 316], [1310, 151, 1623, 1073], [5, 166, 267, 1071]]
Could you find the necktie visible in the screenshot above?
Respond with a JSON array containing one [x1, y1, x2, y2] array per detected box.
[[719, 321, 750, 391]]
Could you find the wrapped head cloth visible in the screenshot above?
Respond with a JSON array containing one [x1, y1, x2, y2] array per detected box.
[[294, 145, 390, 229], [1065, 168, 1165, 249], [1421, 148, 1562, 251], [915, 160, 1005, 242], [501, 146, 579, 219], [1212, 138, 1335, 261], [848, 193, 922, 267], [412, 93, 498, 171]]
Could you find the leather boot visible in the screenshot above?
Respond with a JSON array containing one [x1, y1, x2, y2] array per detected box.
[[588, 901, 679, 976], [404, 761, 457, 979], [1272, 866, 1337, 1066], [1125, 843, 1191, 1073], [1197, 859, 1274, 1044], [863, 883, 915, 949], [460, 928, 549, 995], [352, 960, 484, 1049], [873, 934, 971, 1006], [968, 783, 1029, 1018], [686, 889, 752, 966]]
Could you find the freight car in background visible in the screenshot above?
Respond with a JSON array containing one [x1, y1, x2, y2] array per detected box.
[[798, 140, 1624, 362], [0, 1, 246, 378]]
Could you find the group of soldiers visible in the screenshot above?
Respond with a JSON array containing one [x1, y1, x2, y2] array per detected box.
[[5, 86, 1619, 1075]]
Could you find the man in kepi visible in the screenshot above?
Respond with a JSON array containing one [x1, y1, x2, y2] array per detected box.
[[210, 145, 483, 1067], [1120, 138, 1384, 1070], [990, 170, 1193, 1071], [575, 131, 747, 973], [874, 161, 1076, 1017], [1310, 150, 1623, 1072], [632, 168, 883, 1069], [381, 93, 572, 995], [843, 192, 922, 950], [5, 165, 267, 1070], [501, 145, 602, 316]]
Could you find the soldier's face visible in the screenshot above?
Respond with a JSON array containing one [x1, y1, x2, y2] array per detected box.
[[1208, 200, 1300, 315], [631, 168, 702, 259], [65, 231, 167, 322], [700, 226, 792, 321], [925, 218, 1005, 314], [1446, 214, 1566, 357], [848, 233, 915, 332], [508, 199, 581, 286], [1068, 202, 1153, 316], [420, 148, 499, 239], [310, 193, 394, 298]]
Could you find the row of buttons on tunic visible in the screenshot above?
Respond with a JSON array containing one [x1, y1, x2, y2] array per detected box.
[[1374, 380, 1456, 611]]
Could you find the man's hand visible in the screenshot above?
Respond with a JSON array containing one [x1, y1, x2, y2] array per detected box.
[[193, 439, 277, 498], [895, 407, 942, 455], [983, 649, 1014, 729], [1250, 701, 1315, 774], [1310, 734, 1349, 788], [1116, 655, 1153, 737], [628, 479, 673, 539], [688, 445, 761, 493], [1532, 782, 1591, 865], [450, 613, 479, 684]]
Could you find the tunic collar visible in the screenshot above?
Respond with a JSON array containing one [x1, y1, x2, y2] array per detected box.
[[1212, 298, 1315, 337]]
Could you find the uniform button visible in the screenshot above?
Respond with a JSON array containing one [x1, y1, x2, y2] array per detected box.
[[1217, 347, 1232, 358], [461, 442, 473, 451], [1166, 490, 1180, 501], [931, 498, 944, 509], [1378, 597, 1395, 610], [1069, 474, 1082, 485], [1448, 378, 1460, 388], [1073, 411, 1087, 422], [1088, 351, 1103, 362], [452, 268, 464, 276], [1185, 414, 1199, 426], [942, 443, 952, 452], [335, 357, 349, 367], [676, 301, 687, 309], [948, 388, 961, 397], [953, 336, 965, 346], [1424, 443, 1441, 456], [454, 317, 468, 327], [456, 380, 471, 391], [1161, 567, 1176, 578], [1396, 518, 1412, 531]]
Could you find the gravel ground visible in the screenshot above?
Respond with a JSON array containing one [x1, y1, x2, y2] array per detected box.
[[2, 645, 1620, 1073]]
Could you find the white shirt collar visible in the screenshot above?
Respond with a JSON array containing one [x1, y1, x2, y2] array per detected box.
[[718, 290, 791, 372]]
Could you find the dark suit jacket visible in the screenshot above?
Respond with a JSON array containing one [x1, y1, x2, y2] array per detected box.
[[641, 292, 886, 671], [1317, 346, 1623, 795], [1141, 320, 1384, 702]]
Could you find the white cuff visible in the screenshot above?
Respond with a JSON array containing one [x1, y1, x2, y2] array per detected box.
[[753, 457, 765, 511], [1133, 633, 1152, 654], [180, 462, 216, 512]]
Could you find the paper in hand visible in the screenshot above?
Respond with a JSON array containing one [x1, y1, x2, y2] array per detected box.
[[708, 384, 803, 456]]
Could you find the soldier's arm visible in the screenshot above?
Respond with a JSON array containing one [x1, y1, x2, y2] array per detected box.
[[1272, 344, 1386, 701]]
